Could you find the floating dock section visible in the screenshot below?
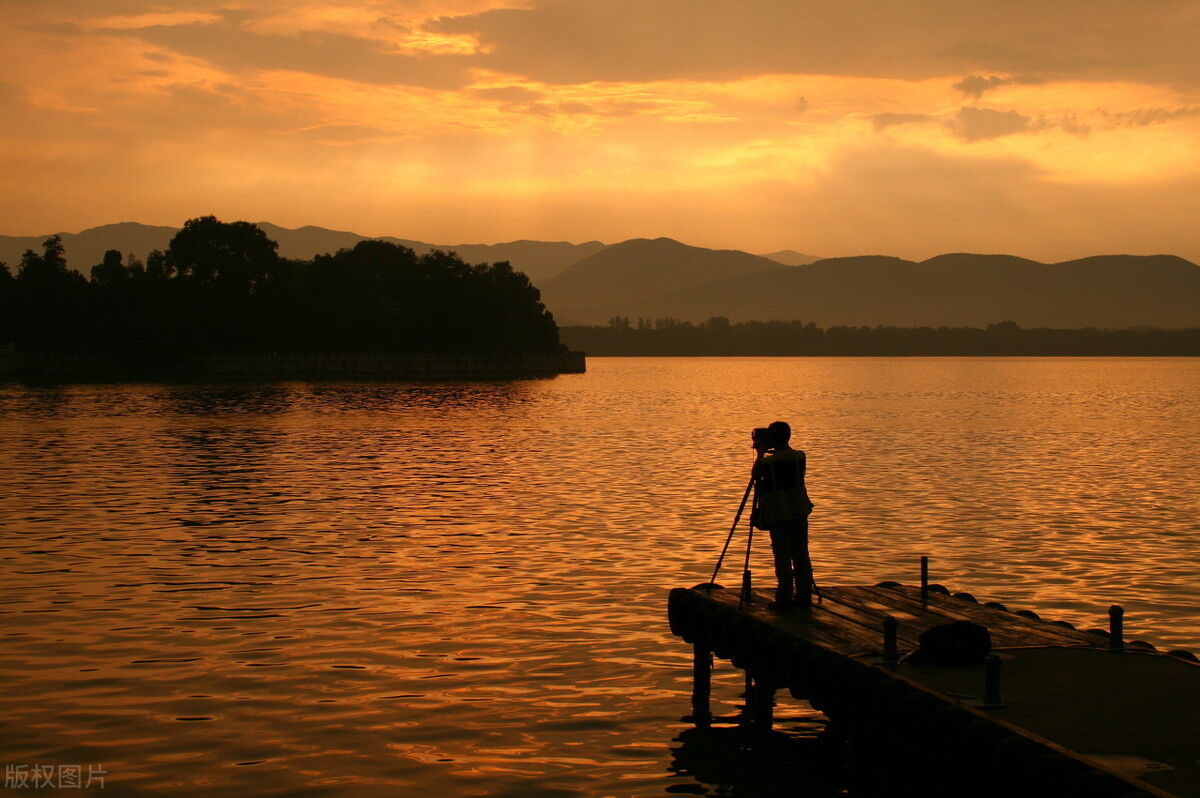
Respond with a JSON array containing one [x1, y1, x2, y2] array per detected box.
[[667, 582, 1199, 797]]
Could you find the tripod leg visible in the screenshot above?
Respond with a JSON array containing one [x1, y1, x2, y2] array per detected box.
[[709, 467, 759, 586]]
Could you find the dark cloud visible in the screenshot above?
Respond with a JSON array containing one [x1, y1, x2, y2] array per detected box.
[[953, 74, 1041, 98], [1102, 105, 1200, 126], [119, 81, 316, 132], [125, 21, 472, 88], [947, 107, 1031, 141], [872, 112, 931, 130], [433, 0, 1200, 87]]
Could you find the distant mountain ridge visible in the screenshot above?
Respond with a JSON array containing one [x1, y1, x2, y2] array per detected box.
[[609, 252, 1200, 329], [536, 237, 784, 322], [760, 249, 819, 266], [0, 222, 606, 283], [4, 222, 1197, 328]]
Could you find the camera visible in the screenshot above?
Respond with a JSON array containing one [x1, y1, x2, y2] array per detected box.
[[751, 427, 772, 449]]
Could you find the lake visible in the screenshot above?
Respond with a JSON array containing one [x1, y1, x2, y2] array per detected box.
[[1, 357, 1197, 795]]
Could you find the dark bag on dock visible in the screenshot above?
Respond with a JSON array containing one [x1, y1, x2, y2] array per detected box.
[[911, 621, 991, 666]]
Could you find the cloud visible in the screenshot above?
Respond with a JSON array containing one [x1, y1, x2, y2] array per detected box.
[[4, 0, 1200, 265], [433, 0, 1200, 87], [123, 21, 474, 88], [947, 107, 1031, 141], [472, 86, 544, 103], [953, 74, 1041, 98], [1101, 105, 1200, 127], [872, 112, 931, 131]]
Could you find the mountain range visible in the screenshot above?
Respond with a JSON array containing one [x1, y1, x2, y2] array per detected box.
[[2, 222, 1197, 328], [0, 222, 606, 283], [606, 252, 1200, 329]]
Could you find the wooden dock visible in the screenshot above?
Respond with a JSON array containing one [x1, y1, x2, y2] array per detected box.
[[667, 581, 1200, 797]]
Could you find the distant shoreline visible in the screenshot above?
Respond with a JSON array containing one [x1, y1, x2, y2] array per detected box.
[[579, 353, 1198, 358], [561, 322, 1200, 357], [0, 350, 587, 382]]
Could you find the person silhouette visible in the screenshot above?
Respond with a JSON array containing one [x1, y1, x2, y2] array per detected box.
[[753, 421, 814, 609]]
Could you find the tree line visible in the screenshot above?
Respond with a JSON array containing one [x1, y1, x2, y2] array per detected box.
[[0, 216, 562, 358], [562, 317, 1200, 356]]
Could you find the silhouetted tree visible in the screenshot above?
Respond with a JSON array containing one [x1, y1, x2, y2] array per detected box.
[[0, 261, 14, 343], [14, 237, 88, 350], [90, 250, 129, 286], [167, 216, 281, 293], [1, 217, 564, 362]]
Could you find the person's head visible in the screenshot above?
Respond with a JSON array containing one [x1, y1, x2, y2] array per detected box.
[[767, 421, 791, 448]]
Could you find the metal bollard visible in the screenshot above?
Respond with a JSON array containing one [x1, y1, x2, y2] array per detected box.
[[1108, 605, 1124, 651], [883, 616, 898, 663], [920, 556, 929, 607], [983, 653, 1003, 707]]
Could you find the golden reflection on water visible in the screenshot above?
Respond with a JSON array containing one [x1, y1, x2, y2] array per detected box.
[[0, 357, 1197, 795]]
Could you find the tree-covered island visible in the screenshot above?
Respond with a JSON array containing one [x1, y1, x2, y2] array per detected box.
[[0, 217, 577, 378]]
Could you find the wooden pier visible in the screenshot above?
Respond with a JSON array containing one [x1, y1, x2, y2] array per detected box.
[[667, 581, 1200, 797]]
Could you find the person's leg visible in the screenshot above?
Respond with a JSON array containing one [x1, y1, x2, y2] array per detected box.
[[791, 518, 813, 606], [767, 528, 794, 606]]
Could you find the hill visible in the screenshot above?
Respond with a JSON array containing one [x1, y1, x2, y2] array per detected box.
[[0, 223, 605, 283], [610, 253, 1200, 328], [0, 222, 179, 274], [761, 249, 820, 266], [536, 237, 784, 322]]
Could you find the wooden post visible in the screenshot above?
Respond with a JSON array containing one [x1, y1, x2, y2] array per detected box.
[[883, 616, 898, 663], [920, 556, 929, 607], [983, 653, 1003, 707], [691, 644, 712, 726], [748, 673, 775, 730], [1109, 605, 1124, 651], [740, 569, 752, 609]]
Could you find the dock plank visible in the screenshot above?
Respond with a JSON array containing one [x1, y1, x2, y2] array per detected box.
[[822, 584, 1073, 649], [697, 587, 885, 655], [856, 585, 1095, 648]]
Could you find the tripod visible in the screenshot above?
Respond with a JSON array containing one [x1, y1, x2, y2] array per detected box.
[[707, 454, 760, 607], [708, 452, 822, 607]]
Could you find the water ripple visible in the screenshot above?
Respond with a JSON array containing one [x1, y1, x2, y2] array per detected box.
[[0, 357, 1197, 795]]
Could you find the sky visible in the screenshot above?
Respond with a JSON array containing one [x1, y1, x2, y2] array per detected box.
[[2, 0, 1200, 261]]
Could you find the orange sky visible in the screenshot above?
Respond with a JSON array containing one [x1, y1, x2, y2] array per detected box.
[[3, 1, 1200, 261]]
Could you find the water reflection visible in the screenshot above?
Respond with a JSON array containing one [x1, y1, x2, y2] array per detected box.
[[668, 725, 845, 797], [158, 384, 298, 416]]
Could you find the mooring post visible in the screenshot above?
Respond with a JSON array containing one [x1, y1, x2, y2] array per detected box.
[[738, 670, 753, 728], [1108, 605, 1124, 651], [883, 615, 898, 663], [983, 653, 1003, 707], [740, 569, 752, 609], [748, 673, 775, 730], [920, 556, 929, 607], [691, 643, 712, 726]]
